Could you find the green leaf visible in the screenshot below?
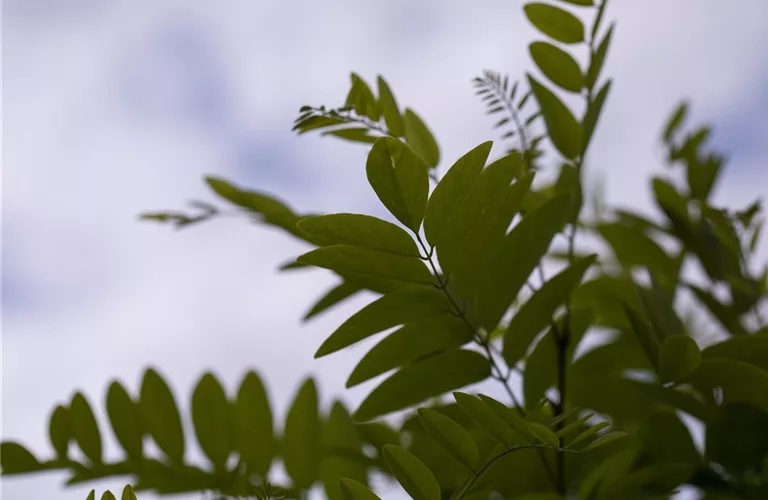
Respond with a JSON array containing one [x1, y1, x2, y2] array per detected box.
[[378, 76, 405, 137], [403, 108, 440, 168], [0, 441, 40, 474], [121, 485, 138, 500], [346, 314, 472, 387], [283, 378, 321, 489], [503, 255, 596, 365], [702, 335, 768, 372], [101, 492, 117, 500], [233, 371, 274, 477], [298, 214, 420, 257], [560, 0, 593, 5], [383, 444, 441, 500], [476, 395, 536, 443], [366, 137, 430, 231], [658, 336, 701, 383], [105, 382, 143, 460], [585, 24, 614, 90], [297, 245, 432, 285], [583, 432, 629, 451], [688, 155, 722, 202], [652, 177, 692, 239], [567, 422, 610, 448], [582, 80, 612, 152], [529, 41, 583, 93], [70, 392, 103, 464], [689, 359, 768, 413], [322, 128, 378, 144], [354, 350, 491, 421], [688, 284, 747, 336], [555, 412, 594, 439], [321, 403, 368, 500], [49, 405, 71, 460], [524, 3, 585, 44], [663, 101, 689, 143], [523, 330, 557, 409], [598, 223, 678, 282], [139, 368, 185, 463], [315, 286, 452, 358], [527, 422, 560, 448], [87, 491, 96, 500], [706, 403, 768, 474], [621, 303, 660, 370], [304, 282, 362, 321], [476, 193, 574, 331], [418, 408, 479, 469], [191, 373, 232, 469], [423, 141, 493, 248], [340, 478, 383, 500], [453, 392, 516, 447], [527, 75, 583, 160], [349, 73, 380, 121]]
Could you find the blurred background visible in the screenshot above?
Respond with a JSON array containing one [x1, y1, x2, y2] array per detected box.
[[3, 0, 768, 498]]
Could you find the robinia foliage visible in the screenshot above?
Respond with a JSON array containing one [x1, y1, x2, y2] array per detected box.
[[3, 0, 768, 499]]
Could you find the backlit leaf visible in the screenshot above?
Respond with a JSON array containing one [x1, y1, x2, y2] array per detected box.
[[529, 41, 583, 93], [354, 350, 491, 421], [527, 75, 583, 160], [315, 286, 451, 359], [69, 393, 103, 464], [297, 245, 432, 285], [346, 314, 472, 387], [403, 109, 441, 168], [191, 373, 232, 469], [383, 445, 441, 500], [366, 137, 430, 231], [283, 378, 321, 489], [298, 214, 420, 257], [418, 408, 478, 469], [139, 368, 185, 463], [524, 3, 585, 44]]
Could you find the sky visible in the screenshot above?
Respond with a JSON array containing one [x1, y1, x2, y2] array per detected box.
[[3, 0, 768, 499]]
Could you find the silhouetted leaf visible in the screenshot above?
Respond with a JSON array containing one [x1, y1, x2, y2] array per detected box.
[[524, 3, 585, 44], [0, 442, 40, 474], [663, 102, 689, 143], [70, 393, 103, 465], [105, 382, 143, 461], [190, 373, 231, 470], [315, 286, 452, 358], [234, 371, 274, 477], [283, 379, 321, 489], [139, 368, 185, 463], [529, 41, 583, 93], [383, 445, 441, 500], [354, 350, 491, 421], [49, 405, 71, 461], [527, 75, 583, 160], [366, 138, 430, 231], [403, 109, 440, 168], [298, 214, 420, 257], [297, 245, 432, 285]]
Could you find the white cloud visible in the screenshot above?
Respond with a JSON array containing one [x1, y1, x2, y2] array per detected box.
[[3, 1, 767, 499]]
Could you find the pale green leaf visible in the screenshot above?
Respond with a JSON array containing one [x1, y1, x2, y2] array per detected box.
[[524, 3, 585, 44], [346, 314, 472, 387], [383, 444, 441, 500], [527, 75, 583, 160], [354, 350, 491, 421], [283, 378, 321, 489], [191, 373, 232, 469], [298, 214, 420, 257], [297, 245, 433, 285], [529, 41, 583, 93], [403, 109, 440, 168], [418, 408, 479, 469], [315, 286, 452, 358]]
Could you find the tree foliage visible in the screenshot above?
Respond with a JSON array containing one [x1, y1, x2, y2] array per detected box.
[[3, 0, 768, 499]]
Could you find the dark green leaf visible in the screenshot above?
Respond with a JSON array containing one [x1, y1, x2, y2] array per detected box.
[[453, 392, 517, 447], [349, 73, 380, 121], [529, 41, 583, 93], [658, 336, 701, 383], [294, 115, 347, 134], [70, 392, 103, 464], [322, 128, 378, 144], [340, 478, 383, 500], [346, 314, 472, 388], [283, 378, 321, 489], [298, 214, 420, 257], [403, 109, 441, 168], [560, 0, 593, 4], [688, 359, 768, 413], [475, 193, 574, 331], [383, 445, 441, 500], [621, 303, 661, 370], [585, 24, 614, 90], [423, 141, 493, 248], [582, 80, 612, 152], [304, 282, 362, 321], [418, 408, 478, 469], [297, 245, 432, 285], [0, 442, 40, 474], [503, 255, 596, 365], [527, 75, 583, 160], [702, 335, 768, 372], [706, 403, 768, 474], [191, 373, 232, 469], [378, 76, 404, 137], [121, 485, 138, 500], [105, 382, 143, 460], [139, 368, 185, 463], [663, 102, 689, 143], [315, 286, 452, 358], [321, 403, 368, 500], [688, 284, 747, 336], [49, 405, 71, 460], [476, 394, 536, 443], [234, 371, 274, 477], [688, 154, 722, 202], [527, 422, 560, 448], [524, 3, 585, 44], [366, 137, 430, 231], [101, 492, 117, 500], [598, 223, 678, 282], [354, 350, 491, 421]]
